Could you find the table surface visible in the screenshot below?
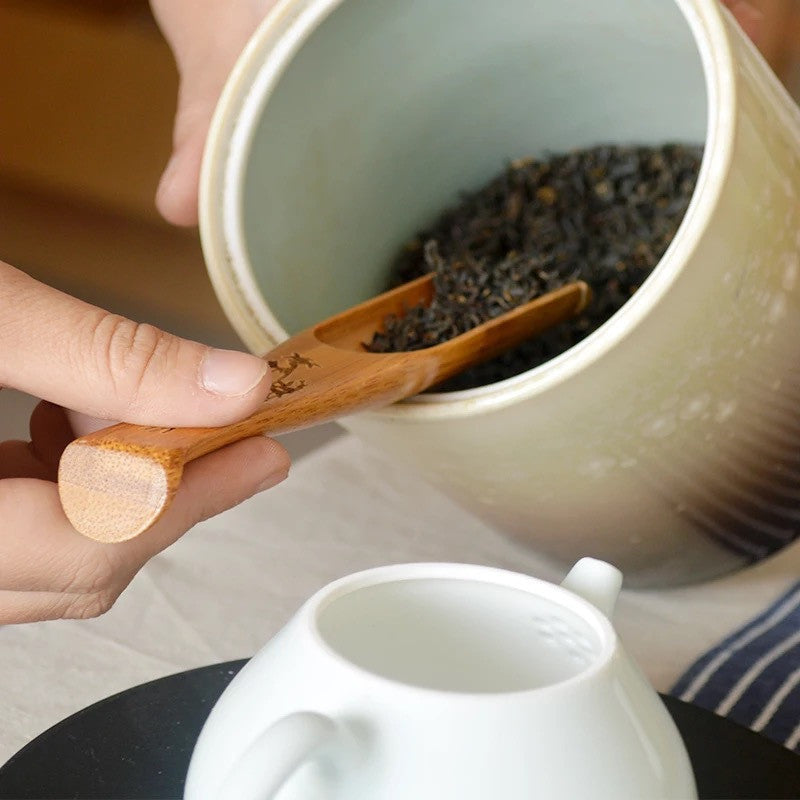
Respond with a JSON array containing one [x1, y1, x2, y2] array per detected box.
[[1, 432, 798, 764]]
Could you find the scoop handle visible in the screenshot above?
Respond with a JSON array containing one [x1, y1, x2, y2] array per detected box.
[[58, 280, 590, 543]]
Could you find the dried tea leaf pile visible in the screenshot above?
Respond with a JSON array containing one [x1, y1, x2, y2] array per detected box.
[[366, 144, 703, 391]]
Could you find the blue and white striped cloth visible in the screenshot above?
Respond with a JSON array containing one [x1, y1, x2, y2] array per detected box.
[[671, 581, 800, 754]]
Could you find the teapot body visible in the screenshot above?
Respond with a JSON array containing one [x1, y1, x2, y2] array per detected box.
[[185, 562, 696, 799]]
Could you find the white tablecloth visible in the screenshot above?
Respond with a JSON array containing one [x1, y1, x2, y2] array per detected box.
[[1, 433, 798, 763]]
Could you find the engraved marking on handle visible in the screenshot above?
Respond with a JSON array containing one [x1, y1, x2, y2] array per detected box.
[[265, 353, 321, 400]]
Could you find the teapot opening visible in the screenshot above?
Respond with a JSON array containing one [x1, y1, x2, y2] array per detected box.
[[314, 576, 609, 693]]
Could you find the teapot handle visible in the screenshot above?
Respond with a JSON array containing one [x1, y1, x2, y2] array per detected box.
[[215, 711, 336, 800], [560, 557, 623, 619]]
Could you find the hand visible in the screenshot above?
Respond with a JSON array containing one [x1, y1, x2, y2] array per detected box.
[[0, 261, 290, 623], [722, 1, 763, 42], [150, 0, 277, 226]]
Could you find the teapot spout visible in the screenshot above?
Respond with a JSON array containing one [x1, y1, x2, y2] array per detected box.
[[560, 558, 623, 620]]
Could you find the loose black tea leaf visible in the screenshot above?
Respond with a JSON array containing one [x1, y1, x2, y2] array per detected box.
[[366, 144, 703, 391]]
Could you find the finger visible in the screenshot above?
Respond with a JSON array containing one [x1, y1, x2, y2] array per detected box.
[[66, 410, 118, 437], [0, 261, 272, 427], [0, 478, 114, 593], [29, 401, 74, 470], [156, 109, 207, 227], [0, 437, 289, 592], [721, 1, 763, 43], [0, 441, 53, 480], [0, 403, 82, 482], [151, 0, 273, 225], [0, 589, 97, 625]]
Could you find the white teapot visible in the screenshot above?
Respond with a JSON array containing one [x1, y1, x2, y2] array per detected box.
[[185, 559, 696, 799]]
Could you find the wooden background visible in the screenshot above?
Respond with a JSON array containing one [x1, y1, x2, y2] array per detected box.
[[1, 0, 798, 348]]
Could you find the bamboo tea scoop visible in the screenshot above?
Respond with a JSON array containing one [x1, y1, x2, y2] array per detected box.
[[59, 275, 590, 543]]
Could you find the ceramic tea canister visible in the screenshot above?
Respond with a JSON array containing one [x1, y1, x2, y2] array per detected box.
[[198, 0, 800, 587]]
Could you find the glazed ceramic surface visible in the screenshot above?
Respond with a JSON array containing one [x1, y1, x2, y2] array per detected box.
[[199, 0, 800, 586], [184, 560, 697, 799]]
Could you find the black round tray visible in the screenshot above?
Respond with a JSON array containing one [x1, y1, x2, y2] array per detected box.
[[0, 659, 798, 799]]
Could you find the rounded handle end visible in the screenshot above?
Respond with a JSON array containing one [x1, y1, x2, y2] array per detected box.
[[58, 441, 180, 542]]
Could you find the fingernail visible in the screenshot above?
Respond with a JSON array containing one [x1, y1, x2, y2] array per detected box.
[[200, 349, 269, 397], [256, 465, 290, 492]]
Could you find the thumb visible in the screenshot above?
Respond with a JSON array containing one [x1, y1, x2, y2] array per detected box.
[[151, 0, 274, 226], [0, 261, 271, 427]]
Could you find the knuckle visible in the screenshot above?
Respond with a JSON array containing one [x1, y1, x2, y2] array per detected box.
[[90, 314, 179, 412], [62, 549, 117, 597], [65, 589, 119, 620], [59, 550, 131, 619]]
